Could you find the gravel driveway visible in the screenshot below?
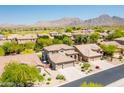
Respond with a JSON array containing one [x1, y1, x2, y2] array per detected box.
[[58, 67, 86, 81]]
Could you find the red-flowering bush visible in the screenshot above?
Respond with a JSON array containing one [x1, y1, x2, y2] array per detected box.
[[95, 66, 100, 69]]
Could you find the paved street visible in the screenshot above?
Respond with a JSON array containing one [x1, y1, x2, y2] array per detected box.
[[60, 64, 124, 87]]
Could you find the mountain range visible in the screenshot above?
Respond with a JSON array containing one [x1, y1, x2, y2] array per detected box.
[[1, 14, 124, 27]]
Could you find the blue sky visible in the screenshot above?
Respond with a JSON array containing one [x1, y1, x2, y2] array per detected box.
[[0, 5, 124, 24]]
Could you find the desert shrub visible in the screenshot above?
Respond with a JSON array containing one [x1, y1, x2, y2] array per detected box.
[[81, 63, 91, 71], [56, 74, 65, 80], [80, 82, 103, 87], [43, 73, 46, 77], [47, 78, 51, 81], [46, 82, 50, 85]]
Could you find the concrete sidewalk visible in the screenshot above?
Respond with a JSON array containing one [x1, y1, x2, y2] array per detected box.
[[106, 78, 124, 87]]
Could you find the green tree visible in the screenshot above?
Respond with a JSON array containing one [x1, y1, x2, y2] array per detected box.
[[35, 38, 53, 52], [0, 47, 5, 56], [24, 42, 35, 49], [52, 39, 63, 44], [89, 32, 100, 43], [2, 42, 16, 55], [0, 62, 44, 87], [2, 42, 22, 55], [100, 44, 117, 56], [63, 36, 73, 45], [75, 35, 89, 44], [21, 49, 35, 54], [106, 30, 124, 40], [76, 26, 82, 30], [2, 42, 12, 54], [17, 44, 25, 53], [100, 44, 117, 61], [65, 27, 73, 32]]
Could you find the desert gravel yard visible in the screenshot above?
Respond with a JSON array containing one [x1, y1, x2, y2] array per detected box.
[[90, 60, 115, 70]]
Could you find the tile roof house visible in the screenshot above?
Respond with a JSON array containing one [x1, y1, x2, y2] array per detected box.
[[16, 34, 37, 44], [6, 34, 37, 44], [42, 44, 78, 70], [74, 44, 102, 61], [49, 32, 62, 37], [48, 53, 75, 69], [0, 53, 42, 75], [101, 41, 124, 49], [43, 44, 74, 52]]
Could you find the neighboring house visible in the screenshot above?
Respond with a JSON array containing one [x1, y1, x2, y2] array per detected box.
[[100, 41, 123, 48], [37, 34, 50, 38], [49, 32, 62, 37], [82, 29, 94, 35], [74, 44, 102, 62], [16, 34, 37, 44], [0, 53, 43, 75], [100, 41, 124, 57], [114, 37, 124, 55], [62, 32, 72, 37], [7, 34, 21, 39], [7, 34, 38, 44], [42, 44, 78, 70]]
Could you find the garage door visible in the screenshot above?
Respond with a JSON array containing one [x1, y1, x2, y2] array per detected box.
[[89, 57, 101, 61], [63, 62, 74, 68], [94, 57, 101, 61], [56, 62, 75, 69]]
